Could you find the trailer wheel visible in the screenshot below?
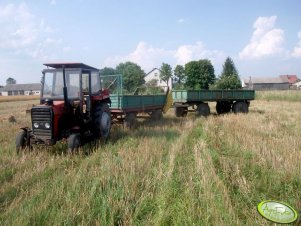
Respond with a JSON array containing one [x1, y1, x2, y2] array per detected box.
[[16, 130, 28, 154], [93, 103, 112, 139], [68, 133, 81, 153], [151, 109, 163, 121], [233, 101, 248, 113], [124, 113, 137, 128], [175, 107, 187, 117], [216, 101, 232, 114], [196, 103, 210, 117]]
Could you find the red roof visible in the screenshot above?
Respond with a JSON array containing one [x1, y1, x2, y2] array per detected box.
[[280, 75, 298, 84]]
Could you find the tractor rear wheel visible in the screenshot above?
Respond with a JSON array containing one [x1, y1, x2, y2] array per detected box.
[[93, 103, 112, 140], [196, 103, 210, 117], [68, 133, 81, 153], [16, 130, 28, 154]]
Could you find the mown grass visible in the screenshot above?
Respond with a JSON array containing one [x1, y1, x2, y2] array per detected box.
[[0, 93, 300, 225], [0, 95, 39, 103]]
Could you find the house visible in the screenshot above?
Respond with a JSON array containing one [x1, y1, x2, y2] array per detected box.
[[292, 80, 301, 89], [0, 87, 3, 96], [243, 76, 290, 90], [144, 68, 172, 90], [280, 75, 299, 88], [1, 83, 41, 96]]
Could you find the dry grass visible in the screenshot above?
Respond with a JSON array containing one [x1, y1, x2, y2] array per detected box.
[[0, 95, 39, 103], [0, 92, 300, 225]]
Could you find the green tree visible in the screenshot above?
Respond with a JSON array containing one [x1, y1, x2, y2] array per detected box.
[[159, 63, 172, 86], [100, 67, 116, 75], [173, 65, 185, 84], [185, 59, 215, 89], [6, 77, 16, 85], [116, 62, 145, 93], [215, 57, 242, 89]]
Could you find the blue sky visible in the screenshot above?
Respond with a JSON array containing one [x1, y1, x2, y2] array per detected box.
[[0, 0, 300, 85]]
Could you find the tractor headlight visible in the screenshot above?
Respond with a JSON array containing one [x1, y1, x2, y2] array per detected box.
[[45, 122, 50, 129], [33, 122, 39, 128]]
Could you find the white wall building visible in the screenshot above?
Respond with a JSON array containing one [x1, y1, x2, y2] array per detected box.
[[144, 68, 172, 90], [0, 83, 41, 96]]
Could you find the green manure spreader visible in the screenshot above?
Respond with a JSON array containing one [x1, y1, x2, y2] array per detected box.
[[101, 75, 172, 128], [172, 89, 255, 117]]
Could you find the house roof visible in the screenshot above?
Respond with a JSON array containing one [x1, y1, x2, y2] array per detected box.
[[2, 83, 41, 91], [244, 76, 289, 84], [280, 75, 298, 84], [145, 68, 161, 77]]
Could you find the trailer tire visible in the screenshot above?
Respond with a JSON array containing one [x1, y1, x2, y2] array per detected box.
[[196, 103, 210, 117], [68, 133, 81, 153], [16, 130, 28, 154], [151, 109, 163, 120], [233, 101, 248, 113], [124, 113, 137, 128], [216, 101, 232, 114], [175, 107, 187, 117], [93, 103, 111, 140]]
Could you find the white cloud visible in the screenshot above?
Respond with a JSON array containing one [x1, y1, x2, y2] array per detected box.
[[291, 31, 301, 57], [103, 41, 224, 72], [239, 16, 285, 59], [174, 41, 224, 65], [0, 3, 63, 60]]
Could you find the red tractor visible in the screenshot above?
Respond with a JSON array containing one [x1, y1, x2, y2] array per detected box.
[[16, 63, 112, 153]]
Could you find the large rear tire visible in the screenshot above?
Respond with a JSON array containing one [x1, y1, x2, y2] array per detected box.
[[93, 103, 112, 140]]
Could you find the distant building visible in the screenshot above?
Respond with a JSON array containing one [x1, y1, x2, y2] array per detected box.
[[243, 76, 290, 90], [0, 87, 4, 96], [145, 68, 172, 90], [1, 83, 41, 96], [280, 75, 299, 88]]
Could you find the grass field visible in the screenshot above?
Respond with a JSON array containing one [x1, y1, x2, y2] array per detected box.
[[0, 91, 300, 225]]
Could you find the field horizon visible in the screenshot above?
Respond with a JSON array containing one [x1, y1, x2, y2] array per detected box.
[[0, 90, 300, 225]]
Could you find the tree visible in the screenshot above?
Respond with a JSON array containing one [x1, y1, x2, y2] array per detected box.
[[159, 63, 172, 86], [173, 65, 185, 84], [215, 57, 242, 89], [185, 59, 215, 89], [116, 62, 145, 93], [6, 77, 16, 85], [100, 67, 116, 76]]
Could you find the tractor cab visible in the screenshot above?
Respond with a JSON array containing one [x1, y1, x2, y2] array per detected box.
[[16, 63, 112, 153]]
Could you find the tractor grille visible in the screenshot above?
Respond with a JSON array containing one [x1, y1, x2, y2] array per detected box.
[[31, 107, 53, 140]]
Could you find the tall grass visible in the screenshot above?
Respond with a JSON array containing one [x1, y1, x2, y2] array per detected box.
[[0, 93, 300, 225], [255, 90, 301, 102]]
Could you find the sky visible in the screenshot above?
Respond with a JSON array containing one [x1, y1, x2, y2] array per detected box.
[[0, 0, 300, 85]]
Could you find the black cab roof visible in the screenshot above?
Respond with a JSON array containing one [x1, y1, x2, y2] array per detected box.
[[43, 63, 99, 71]]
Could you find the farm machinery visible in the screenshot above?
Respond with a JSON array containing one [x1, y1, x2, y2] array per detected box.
[[16, 63, 111, 153]]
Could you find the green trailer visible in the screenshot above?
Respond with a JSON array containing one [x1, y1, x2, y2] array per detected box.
[[101, 75, 171, 127], [172, 89, 255, 117]]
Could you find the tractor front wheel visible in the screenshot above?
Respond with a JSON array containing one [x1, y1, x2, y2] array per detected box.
[[16, 130, 28, 154], [68, 133, 81, 153]]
